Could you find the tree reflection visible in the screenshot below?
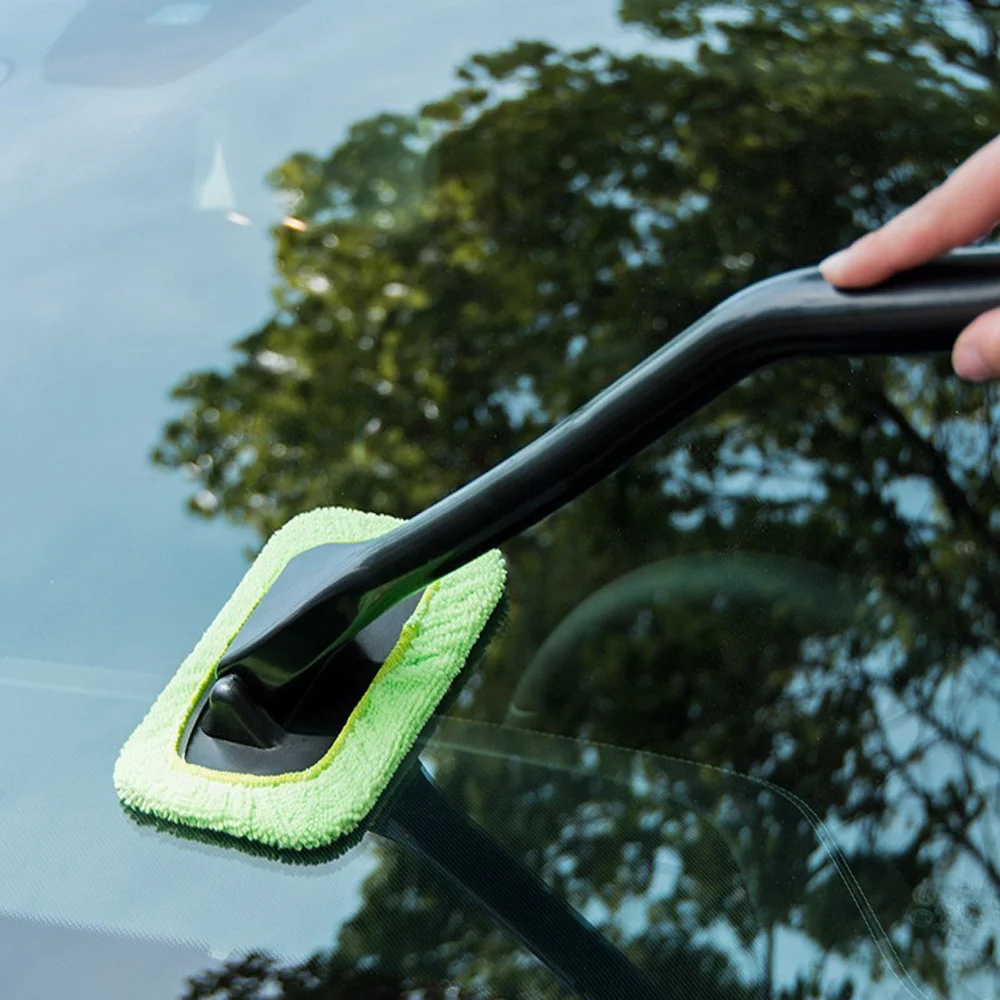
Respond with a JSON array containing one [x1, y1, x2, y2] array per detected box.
[[182, 951, 486, 999], [162, 1, 1000, 997]]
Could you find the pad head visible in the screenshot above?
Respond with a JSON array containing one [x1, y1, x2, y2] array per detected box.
[[114, 507, 506, 852]]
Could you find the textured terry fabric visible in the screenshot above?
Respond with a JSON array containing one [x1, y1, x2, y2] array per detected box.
[[114, 506, 506, 851]]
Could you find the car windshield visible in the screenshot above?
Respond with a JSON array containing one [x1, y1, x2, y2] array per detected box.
[[2, 2, 999, 998]]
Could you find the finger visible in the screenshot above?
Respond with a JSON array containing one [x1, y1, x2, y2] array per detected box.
[[953, 306, 1000, 381], [822, 134, 1000, 288]]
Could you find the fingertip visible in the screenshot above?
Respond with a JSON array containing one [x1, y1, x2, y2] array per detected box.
[[819, 237, 887, 289], [953, 337, 989, 382], [953, 310, 1000, 382], [818, 249, 850, 285]]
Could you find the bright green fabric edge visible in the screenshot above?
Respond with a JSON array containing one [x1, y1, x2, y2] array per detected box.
[[113, 506, 506, 850]]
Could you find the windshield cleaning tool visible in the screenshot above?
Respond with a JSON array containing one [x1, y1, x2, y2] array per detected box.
[[116, 247, 1000, 854]]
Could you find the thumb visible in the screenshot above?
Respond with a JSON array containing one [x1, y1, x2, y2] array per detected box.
[[953, 306, 1000, 381]]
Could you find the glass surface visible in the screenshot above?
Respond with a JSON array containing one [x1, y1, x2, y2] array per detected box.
[[2, 1, 1000, 998]]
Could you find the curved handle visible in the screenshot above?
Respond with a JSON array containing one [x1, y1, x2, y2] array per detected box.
[[363, 249, 1000, 581], [219, 249, 1000, 684]]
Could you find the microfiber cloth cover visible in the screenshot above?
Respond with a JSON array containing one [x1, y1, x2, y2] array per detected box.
[[114, 506, 506, 851]]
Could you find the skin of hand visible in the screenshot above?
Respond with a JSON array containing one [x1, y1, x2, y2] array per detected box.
[[820, 134, 1000, 382]]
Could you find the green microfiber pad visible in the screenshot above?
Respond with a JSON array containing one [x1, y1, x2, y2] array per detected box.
[[114, 506, 506, 851]]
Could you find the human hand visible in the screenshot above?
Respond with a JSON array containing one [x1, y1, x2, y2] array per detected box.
[[820, 135, 1000, 381]]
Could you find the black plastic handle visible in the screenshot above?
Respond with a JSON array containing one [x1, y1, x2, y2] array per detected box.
[[364, 250, 1000, 571], [219, 249, 1000, 683]]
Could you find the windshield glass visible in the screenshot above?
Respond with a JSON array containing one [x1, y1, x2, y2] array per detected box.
[[2, 2, 999, 999]]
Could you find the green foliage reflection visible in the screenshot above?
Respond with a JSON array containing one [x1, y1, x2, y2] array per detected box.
[[165, 2, 1000, 997]]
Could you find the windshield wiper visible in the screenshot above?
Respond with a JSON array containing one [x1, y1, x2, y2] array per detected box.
[[382, 765, 669, 1000]]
